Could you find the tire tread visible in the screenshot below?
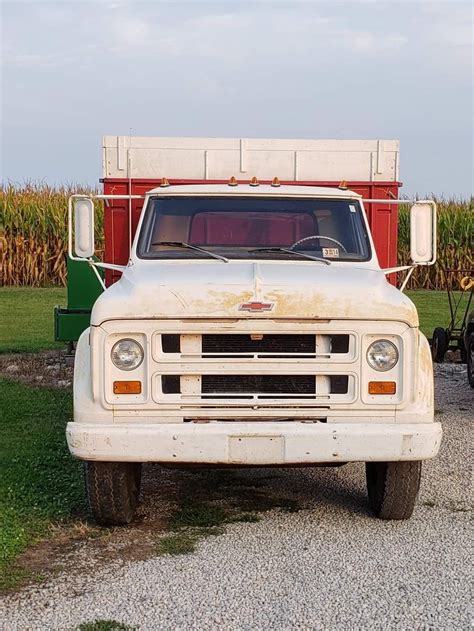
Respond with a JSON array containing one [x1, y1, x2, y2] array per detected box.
[[86, 461, 141, 526], [366, 461, 422, 520]]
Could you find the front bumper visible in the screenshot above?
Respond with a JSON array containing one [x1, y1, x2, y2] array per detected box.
[[66, 421, 442, 464]]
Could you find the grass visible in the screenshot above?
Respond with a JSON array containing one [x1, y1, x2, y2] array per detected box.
[[0, 380, 86, 590], [406, 290, 467, 339], [0, 287, 66, 353], [157, 533, 199, 556], [78, 622, 135, 631]]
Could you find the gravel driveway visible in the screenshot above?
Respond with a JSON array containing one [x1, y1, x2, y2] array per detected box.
[[1, 367, 472, 630]]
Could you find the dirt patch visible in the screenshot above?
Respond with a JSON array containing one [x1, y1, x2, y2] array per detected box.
[[0, 350, 73, 388], [7, 463, 305, 590]]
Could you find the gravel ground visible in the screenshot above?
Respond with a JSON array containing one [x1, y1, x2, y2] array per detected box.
[[1, 367, 472, 630]]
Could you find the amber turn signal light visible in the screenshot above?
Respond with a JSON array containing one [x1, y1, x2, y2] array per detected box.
[[368, 381, 396, 395], [113, 381, 142, 394]]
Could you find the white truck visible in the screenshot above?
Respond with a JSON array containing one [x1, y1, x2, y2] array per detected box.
[[66, 136, 442, 524]]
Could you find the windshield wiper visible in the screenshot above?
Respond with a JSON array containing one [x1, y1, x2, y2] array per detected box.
[[249, 247, 331, 265], [151, 241, 229, 263]]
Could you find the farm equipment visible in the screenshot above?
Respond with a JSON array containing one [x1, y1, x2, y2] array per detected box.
[[431, 269, 473, 367]]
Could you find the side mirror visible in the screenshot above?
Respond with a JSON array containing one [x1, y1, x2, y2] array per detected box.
[[73, 198, 95, 258], [410, 202, 436, 265]]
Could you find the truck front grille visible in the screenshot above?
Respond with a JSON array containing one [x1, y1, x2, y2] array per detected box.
[[154, 327, 356, 407]]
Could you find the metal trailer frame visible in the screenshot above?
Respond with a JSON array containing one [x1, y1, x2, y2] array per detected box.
[[431, 268, 474, 363]]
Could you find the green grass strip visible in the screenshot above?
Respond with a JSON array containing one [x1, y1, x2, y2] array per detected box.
[[0, 380, 86, 590], [0, 287, 66, 353]]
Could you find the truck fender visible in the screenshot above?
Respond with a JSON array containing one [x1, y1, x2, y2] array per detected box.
[[74, 327, 113, 424]]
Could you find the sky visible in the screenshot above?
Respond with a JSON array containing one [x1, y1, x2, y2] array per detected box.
[[1, 0, 473, 196]]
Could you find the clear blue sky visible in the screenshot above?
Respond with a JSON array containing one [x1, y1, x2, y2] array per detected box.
[[1, 0, 472, 197]]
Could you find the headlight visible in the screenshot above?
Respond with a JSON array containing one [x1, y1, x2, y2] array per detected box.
[[111, 339, 144, 371], [367, 339, 398, 371]]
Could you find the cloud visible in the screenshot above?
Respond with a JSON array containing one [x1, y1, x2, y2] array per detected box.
[[110, 14, 151, 48]]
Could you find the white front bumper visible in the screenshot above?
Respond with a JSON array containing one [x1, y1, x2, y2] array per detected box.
[[66, 421, 442, 464]]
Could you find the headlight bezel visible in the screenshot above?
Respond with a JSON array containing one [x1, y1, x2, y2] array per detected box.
[[111, 338, 144, 371], [366, 339, 399, 372]]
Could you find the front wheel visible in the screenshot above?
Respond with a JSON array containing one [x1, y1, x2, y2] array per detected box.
[[366, 461, 422, 520], [431, 327, 448, 363], [85, 461, 142, 526], [467, 333, 474, 388]]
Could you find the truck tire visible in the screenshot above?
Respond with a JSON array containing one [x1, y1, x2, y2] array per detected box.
[[365, 461, 421, 520], [467, 333, 474, 388], [431, 327, 448, 363], [85, 461, 142, 526]]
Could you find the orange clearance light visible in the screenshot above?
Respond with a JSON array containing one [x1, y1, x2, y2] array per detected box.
[[368, 381, 396, 395], [113, 380, 142, 395], [249, 176, 259, 187], [338, 180, 348, 190], [160, 177, 170, 188], [271, 177, 281, 187], [228, 176, 238, 186]]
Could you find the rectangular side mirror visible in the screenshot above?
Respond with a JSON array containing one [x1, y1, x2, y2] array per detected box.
[[73, 198, 95, 258], [410, 202, 436, 265]]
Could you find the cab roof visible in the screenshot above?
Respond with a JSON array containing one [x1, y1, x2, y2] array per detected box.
[[146, 184, 362, 199]]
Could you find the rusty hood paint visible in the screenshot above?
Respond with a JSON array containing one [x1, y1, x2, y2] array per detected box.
[[90, 261, 419, 327]]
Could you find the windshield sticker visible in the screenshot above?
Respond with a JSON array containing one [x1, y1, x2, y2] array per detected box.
[[322, 247, 339, 258], [349, 204, 357, 213]]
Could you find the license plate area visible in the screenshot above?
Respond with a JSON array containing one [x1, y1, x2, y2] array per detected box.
[[228, 435, 284, 463]]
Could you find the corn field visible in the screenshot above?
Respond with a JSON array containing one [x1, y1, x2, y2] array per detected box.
[[1, 183, 103, 287], [398, 197, 473, 289], [1, 183, 472, 289]]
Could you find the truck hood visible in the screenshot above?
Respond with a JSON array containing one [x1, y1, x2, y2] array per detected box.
[[91, 261, 418, 327]]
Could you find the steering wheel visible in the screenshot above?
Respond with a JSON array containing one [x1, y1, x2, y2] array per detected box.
[[289, 235, 347, 252]]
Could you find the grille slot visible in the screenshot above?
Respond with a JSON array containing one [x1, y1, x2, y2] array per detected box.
[[202, 334, 315, 355], [162, 334, 181, 353], [160, 333, 350, 357], [202, 374, 315, 395], [329, 375, 349, 394], [160, 374, 350, 399]]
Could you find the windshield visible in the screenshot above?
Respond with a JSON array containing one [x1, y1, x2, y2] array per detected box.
[[137, 196, 371, 261]]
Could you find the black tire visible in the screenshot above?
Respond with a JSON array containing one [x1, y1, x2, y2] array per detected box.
[[467, 333, 474, 388], [85, 461, 142, 526], [431, 327, 448, 363], [366, 461, 422, 520]]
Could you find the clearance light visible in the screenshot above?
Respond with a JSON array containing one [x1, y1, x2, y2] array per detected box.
[[368, 381, 396, 395], [338, 180, 348, 190], [271, 177, 281, 187], [249, 176, 259, 187], [160, 177, 170, 187], [228, 176, 238, 186], [113, 380, 142, 394]]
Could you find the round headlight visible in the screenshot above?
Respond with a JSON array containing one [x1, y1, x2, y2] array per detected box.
[[367, 339, 398, 372], [111, 339, 144, 371]]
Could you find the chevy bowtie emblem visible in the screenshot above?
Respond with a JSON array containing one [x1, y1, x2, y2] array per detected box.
[[239, 301, 274, 312]]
